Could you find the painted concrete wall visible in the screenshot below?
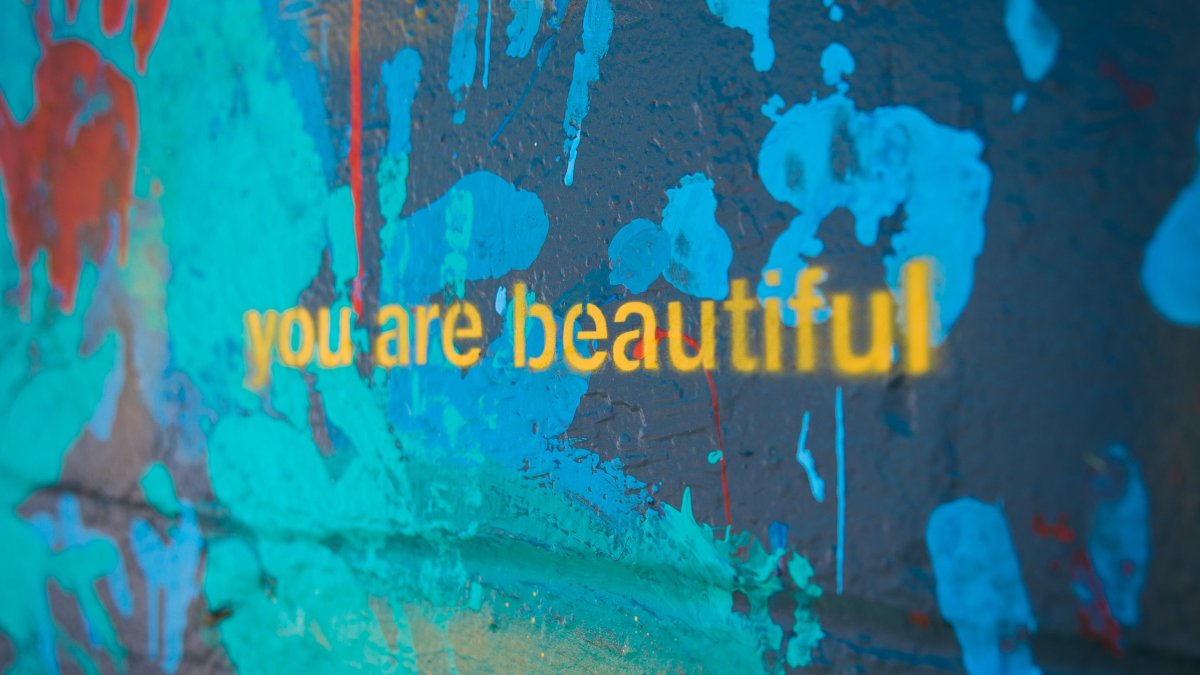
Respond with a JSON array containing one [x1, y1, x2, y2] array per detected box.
[[1, 0, 1198, 672]]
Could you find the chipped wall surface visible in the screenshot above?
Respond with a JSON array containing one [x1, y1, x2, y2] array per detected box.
[[1, 0, 1200, 673]]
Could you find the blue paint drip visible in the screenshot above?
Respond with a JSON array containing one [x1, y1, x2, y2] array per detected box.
[[448, 0, 480, 125], [483, 0, 494, 88], [608, 218, 669, 293], [562, 0, 613, 186], [926, 498, 1040, 675], [661, 174, 734, 300], [31, 494, 136, 645], [1142, 126, 1200, 325], [795, 411, 825, 502], [382, 49, 423, 158], [130, 505, 203, 674], [1004, 0, 1061, 82], [705, 0, 775, 72], [768, 520, 789, 551], [505, 0, 544, 58], [1088, 444, 1149, 627], [835, 387, 845, 595], [756, 46, 991, 343]]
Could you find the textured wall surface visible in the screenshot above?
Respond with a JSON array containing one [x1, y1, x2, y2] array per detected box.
[[1, 0, 1199, 672]]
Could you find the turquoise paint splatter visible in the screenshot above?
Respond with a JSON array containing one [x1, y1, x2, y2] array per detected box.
[[707, 450, 724, 464], [1088, 444, 1149, 627], [756, 45, 991, 343], [1004, 0, 1061, 82], [449, 0, 480, 125], [661, 173, 735, 300], [506, 0, 544, 58], [794, 411, 825, 502], [608, 217, 670, 293], [382, 49, 423, 159], [0, 0, 39, 122], [926, 498, 1040, 675], [562, 0, 613, 186], [706, 0, 775, 72], [1142, 126, 1200, 325], [131, 466, 203, 674]]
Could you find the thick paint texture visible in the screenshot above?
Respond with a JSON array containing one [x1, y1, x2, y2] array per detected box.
[[756, 46, 991, 342], [705, 0, 775, 72], [927, 498, 1040, 675], [1004, 0, 1060, 82], [561, 0, 613, 186], [1142, 127, 1200, 325], [608, 218, 670, 293], [1088, 445, 1149, 627]]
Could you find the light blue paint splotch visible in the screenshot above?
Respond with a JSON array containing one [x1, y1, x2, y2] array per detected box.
[[382, 49, 423, 159], [820, 42, 855, 91], [926, 498, 1040, 675], [706, 0, 775, 72], [795, 411, 825, 502], [1089, 444, 1149, 627], [562, 0, 613, 186], [1142, 126, 1200, 325], [1012, 91, 1028, 113], [756, 45, 991, 343], [506, 0, 544, 58], [131, 464, 202, 674], [661, 173, 734, 300], [448, 0, 480, 125], [608, 218, 669, 293], [1004, 0, 1060, 82], [381, 171, 549, 303], [822, 0, 843, 23]]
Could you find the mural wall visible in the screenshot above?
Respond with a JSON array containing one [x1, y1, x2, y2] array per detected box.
[[1, 0, 1199, 672]]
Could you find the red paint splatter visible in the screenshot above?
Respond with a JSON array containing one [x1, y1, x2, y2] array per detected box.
[[1099, 56, 1156, 111], [101, 0, 131, 36], [634, 328, 732, 526], [908, 610, 931, 630], [0, 40, 138, 312], [65, 0, 81, 21], [1033, 514, 1124, 655], [349, 0, 365, 316], [1031, 513, 1076, 544]]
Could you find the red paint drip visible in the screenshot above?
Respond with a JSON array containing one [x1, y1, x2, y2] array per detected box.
[[0, 40, 138, 313], [349, 0, 365, 315], [634, 328, 732, 526], [101, 0, 131, 37], [1099, 57, 1155, 111], [130, 0, 169, 74], [65, 0, 81, 21], [1032, 513, 1124, 655]]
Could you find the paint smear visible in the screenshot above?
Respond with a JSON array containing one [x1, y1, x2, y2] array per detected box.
[[1142, 126, 1200, 326], [756, 44, 991, 343], [1088, 444, 1149, 628], [661, 173, 735, 300], [927, 498, 1040, 675], [819, 41, 854, 90], [506, 0, 544, 58], [562, 0, 613, 186], [705, 0, 774, 72], [1004, 0, 1060, 82]]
